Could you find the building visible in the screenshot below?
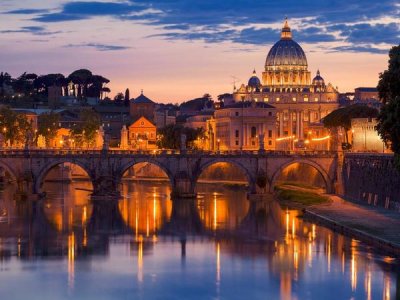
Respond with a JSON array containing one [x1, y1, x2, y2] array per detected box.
[[232, 19, 339, 150], [48, 85, 63, 109], [154, 107, 176, 128], [210, 101, 276, 151], [354, 87, 379, 102], [130, 92, 156, 122], [127, 116, 157, 150], [94, 105, 130, 144], [351, 118, 388, 152]]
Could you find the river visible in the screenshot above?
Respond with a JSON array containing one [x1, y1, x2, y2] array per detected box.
[[0, 180, 398, 299]]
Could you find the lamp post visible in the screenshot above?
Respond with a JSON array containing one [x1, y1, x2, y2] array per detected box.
[[217, 138, 220, 153]]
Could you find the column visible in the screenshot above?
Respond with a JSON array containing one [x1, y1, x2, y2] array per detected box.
[[300, 111, 304, 139], [279, 112, 283, 137], [296, 111, 300, 139]]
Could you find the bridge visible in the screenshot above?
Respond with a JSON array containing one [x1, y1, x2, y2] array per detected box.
[[0, 149, 339, 200]]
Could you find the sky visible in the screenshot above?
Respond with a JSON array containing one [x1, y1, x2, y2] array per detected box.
[[0, 0, 399, 103]]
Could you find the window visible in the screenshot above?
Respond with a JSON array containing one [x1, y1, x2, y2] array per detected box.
[[268, 140, 272, 146], [268, 111, 272, 116], [251, 126, 257, 138], [264, 97, 269, 102], [268, 130, 272, 138], [292, 97, 296, 102], [235, 130, 239, 138], [235, 111, 239, 116], [235, 140, 239, 146], [276, 97, 280, 102], [314, 97, 319, 102], [304, 97, 309, 102]]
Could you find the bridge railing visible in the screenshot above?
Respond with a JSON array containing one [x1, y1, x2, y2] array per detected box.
[[0, 148, 339, 157]]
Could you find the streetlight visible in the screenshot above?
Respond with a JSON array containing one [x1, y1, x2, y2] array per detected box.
[[217, 138, 220, 152]]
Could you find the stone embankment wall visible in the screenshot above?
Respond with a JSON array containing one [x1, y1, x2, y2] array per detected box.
[[343, 153, 400, 210]]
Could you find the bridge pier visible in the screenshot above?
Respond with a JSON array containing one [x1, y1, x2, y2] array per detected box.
[[91, 175, 121, 201], [171, 172, 196, 199]]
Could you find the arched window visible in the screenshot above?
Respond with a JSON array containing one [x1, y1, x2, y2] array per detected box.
[[251, 126, 257, 138]]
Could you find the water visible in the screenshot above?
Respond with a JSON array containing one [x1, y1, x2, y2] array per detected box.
[[0, 180, 398, 300]]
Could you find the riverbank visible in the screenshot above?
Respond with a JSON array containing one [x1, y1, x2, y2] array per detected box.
[[275, 184, 400, 257]]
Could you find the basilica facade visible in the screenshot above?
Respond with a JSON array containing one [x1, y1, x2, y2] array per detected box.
[[232, 19, 339, 150]]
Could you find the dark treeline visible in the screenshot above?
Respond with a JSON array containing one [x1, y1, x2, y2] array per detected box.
[[0, 69, 110, 102]]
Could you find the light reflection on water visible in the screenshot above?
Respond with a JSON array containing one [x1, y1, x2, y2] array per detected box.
[[0, 180, 398, 300]]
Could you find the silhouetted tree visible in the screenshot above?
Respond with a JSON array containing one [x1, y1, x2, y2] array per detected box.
[[114, 92, 124, 102], [124, 88, 130, 106], [377, 45, 400, 168]]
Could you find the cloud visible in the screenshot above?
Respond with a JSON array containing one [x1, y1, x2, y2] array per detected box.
[[65, 43, 131, 51], [330, 45, 388, 54], [4, 8, 49, 14], [0, 26, 62, 35], [32, 1, 147, 23], [329, 23, 400, 45], [7, 0, 400, 53]]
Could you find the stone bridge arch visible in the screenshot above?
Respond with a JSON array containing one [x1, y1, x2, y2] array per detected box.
[[34, 158, 94, 194], [270, 158, 334, 193], [193, 157, 257, 193], [0, 159, 18, 183], [118, 157, 175, 188]]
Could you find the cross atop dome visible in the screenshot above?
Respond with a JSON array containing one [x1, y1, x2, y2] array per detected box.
[[281, 17, 292, 40]]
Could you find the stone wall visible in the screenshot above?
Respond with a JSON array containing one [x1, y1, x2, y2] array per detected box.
[[343, 153, 400, 210]]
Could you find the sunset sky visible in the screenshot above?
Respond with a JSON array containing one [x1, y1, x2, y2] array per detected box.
[[1, 0, 398, 102]]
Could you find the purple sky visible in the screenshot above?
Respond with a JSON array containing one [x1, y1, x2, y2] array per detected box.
[[1, 1, 398, 102]]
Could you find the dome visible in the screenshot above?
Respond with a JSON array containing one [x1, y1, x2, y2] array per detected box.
[[265, 19, 308, 68], [248, 69, 261, 88], [312, 70, 325, 85]]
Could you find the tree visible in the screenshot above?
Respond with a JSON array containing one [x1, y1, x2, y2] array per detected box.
[[37, 112, 60, 146], [376, 45, 400, 168], [114, 92, 124, 102], [34, 73, 66, 96], [157, 124, 204, 149], [323, 104, 378, 144], [0, 106, 32, 146], [70, 108, 101, 147], [124, 88, 130, 106], [68, 69, 93, 99]]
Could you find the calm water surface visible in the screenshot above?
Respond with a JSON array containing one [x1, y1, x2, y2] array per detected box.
[[0, 180, 398, 300]]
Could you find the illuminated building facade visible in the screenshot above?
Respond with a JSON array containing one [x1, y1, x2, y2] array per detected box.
[[210, 102, 276, 151], [232, 19, 339, 150]]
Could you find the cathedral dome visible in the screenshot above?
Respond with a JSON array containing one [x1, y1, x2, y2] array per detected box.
[[265, 19, 308, 69], [248, 70, 261, 88], [312, 70, 325, 85]]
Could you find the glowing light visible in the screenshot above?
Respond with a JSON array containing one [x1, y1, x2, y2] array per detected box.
[[365, 268, 371, 300], [276, 135, 296, 142], [137, 238, 143, 283], [311, 135, 330, 141], [351, 253, 357, 291], [68, 233, 75, 292], [383, 274, 391, 300], [312, 224, 316, 240], [216, 242, 221, 284], [327, 234, 331, 273], [213, 193, 217, 231], [153, 193, 157, 232]]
